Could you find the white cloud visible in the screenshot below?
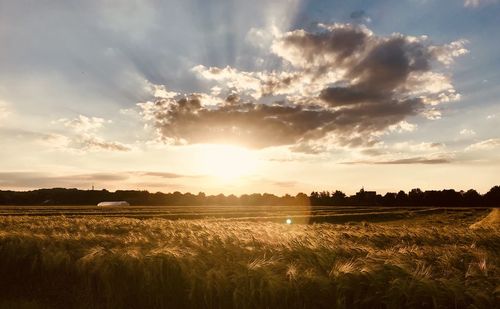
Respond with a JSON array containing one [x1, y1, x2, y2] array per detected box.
[[429, 39, 469, 66], [392, 141, 445, 152], [56, 115, 108, 134], [77, 136, 131, 152], [52, 115, 131, 152], [245, 25, 281, 50], [342, 141, 452, 164], [388, 121, 417, 133], [466, 138, 500, 150], [145, 82, 178, 99], [423, 108, 442, 120], [464, 0, 498, 8], [460, 128, 476, 136], [0, 100, 11, 121]]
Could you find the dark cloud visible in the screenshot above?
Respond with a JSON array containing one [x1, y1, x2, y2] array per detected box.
[[143, 94, 425, 149], [319, 87, 383, 106], [292, 33, 432, 116], [142, 24, 466, 152], [274, 24, 370, 69], [145, 97, 338, 148]]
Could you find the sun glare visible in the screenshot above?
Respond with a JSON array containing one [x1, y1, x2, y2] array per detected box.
[[198, 145, 260, 181]]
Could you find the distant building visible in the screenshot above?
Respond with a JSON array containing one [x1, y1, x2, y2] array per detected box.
[[355, 188, 378, 205], [356, 188, 377, 199], [97, 201, 130, 206]]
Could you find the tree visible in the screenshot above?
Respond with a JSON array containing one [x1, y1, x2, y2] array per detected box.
[[485, 186, 500, 205], [331, 190, 346, 205], [463, 189, 482, 206], [396, 190, 408, 205]]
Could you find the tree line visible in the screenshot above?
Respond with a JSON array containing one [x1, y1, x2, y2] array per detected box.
[[0, 186, 499, 206]]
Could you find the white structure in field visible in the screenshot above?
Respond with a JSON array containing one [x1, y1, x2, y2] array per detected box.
[[97, 201, 130, 206]]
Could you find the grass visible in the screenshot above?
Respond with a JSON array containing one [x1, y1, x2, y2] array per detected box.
[[0, 209, 498, 308]]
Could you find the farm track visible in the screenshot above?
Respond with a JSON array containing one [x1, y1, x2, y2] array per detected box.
[[0, 205, 487, 223]]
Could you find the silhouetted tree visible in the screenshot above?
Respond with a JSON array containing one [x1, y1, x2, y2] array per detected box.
[[395, 190, 408, 205], [331, 190, 346, 205], [408, 188, 424, 206], [382, 192, 397, 206], [0, 186, 498, 207], [463, 189, 482, 206], [484, 186, 500, 206]]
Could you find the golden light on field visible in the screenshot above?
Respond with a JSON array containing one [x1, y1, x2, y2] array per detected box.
[[286, 218, 292, 224], [197, 145, 260, 181]]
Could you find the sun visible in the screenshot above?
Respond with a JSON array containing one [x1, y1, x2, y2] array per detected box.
[[198, 145, 260, 181]]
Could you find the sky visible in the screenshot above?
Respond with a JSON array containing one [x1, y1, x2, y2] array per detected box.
[[0, 0, 499, 195]]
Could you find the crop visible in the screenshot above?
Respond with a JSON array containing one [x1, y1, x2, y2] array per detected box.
[[0, 211, 498, 308]]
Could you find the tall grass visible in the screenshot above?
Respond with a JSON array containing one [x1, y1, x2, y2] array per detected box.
[[0, 214, 498, 308]]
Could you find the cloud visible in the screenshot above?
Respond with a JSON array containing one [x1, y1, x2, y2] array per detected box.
[[466, 138, 500, 150], [79, 136, 131, 152], [37, 133, 71, 149], [138, 172, 192, 179], [464, 0, 498, 8], [56, 115, 108, 133], [0, 171, 193, 189], [344, 141, 451, 165], [0, 100, 10, 121], [342, 156, 452, 165], [139, 97, 340, 148], [145, 81, 178, 99], [54, 115, 131, 152], [422, 108, 442, 120], [391, 141, 445, 152], [0, 172, 129, 188], [388, 121, 417, 133], [460, 128, 476, 136], [272, 181, 298, 188], [140, 24, 467, 152]]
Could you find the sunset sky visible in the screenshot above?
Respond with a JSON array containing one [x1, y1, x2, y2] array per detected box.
[[1, 0, 499, 195]]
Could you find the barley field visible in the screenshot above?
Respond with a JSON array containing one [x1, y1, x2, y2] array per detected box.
[[0, 206, 498, 308]]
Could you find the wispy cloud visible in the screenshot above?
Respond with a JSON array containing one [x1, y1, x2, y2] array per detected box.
[[56, 115, 109, 134], [460, 128, 476, 136], [0, 100, 10, 121], [136, 171, 198, 179], [0, 171, 195, 189], [464, 0, 498, 8], [466, 138, 500, 150], [53, 115, 131, 152], [342, 156, 452, 165], [0, 172, 128, 188]]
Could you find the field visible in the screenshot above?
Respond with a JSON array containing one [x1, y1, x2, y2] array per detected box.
[[0, 206, 498, 308]]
